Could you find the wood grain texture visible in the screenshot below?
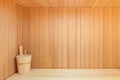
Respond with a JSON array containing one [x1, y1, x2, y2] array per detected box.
[[0, 0, 22, 80], [7, 69, 120, 80], [14, 0, 120, 7], [118, 8, 120, 68], [1, 1, 120, 80], [22, 8, 120, 69]]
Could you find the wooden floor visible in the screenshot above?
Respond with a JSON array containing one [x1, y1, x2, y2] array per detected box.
[[7, 69, 120, 80]]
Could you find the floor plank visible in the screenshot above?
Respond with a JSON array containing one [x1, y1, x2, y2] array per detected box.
[[7, 69, 120, 80]]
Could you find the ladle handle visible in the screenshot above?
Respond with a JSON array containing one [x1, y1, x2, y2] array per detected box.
[[19, 45, 23, 55]]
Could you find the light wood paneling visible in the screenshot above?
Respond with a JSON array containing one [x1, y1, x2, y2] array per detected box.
[[14, 0, 120, 7], [112, 8, 118, 68], [0, 0, 22, 80], [22, 8, 120, 69], [118, 8, 120, 68]]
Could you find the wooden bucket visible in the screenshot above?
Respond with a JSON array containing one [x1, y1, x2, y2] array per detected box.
[[16, 55, 32, 75]]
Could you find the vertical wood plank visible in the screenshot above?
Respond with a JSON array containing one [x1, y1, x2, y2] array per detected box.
[[94, 8, 99, 68], [118, 8, 120, 68], [57, 8, 63, 68], [108, 8, 113, 68], [103, 8, 109, 68], [30, 8, 35, 68], [76, 8, 81, 68], [62, 8, 68, 68], [48, 8, 53, 68], [52, 8, 58, 68], [0, 0, 5, 79], [68, 8, 77, 68], [112, 8, 118, 68], [89, 8, 95, 68], [44, 8, 50, 68], [80, 8, 85, 68], [98, 8, 104, 68], [84, 8, 90, 68]]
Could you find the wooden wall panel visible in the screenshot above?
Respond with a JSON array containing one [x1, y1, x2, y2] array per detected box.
[[22, 8, 120, 69], [14, 0, 120, 7], [0, 0, 22, 80], [80, 8, 85, 68], [98, 8, 104, 68], [0, 1, 5, 79], [76, 8, 81, 68], [62, 8, 68, 68], [118, 8, 120, 68], [89, 8, 95, 68], [112, 8, 118, 68], [57, 8, 63, 68]]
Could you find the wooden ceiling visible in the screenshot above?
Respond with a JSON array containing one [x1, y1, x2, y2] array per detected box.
[[14, 0, 120, 7]]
